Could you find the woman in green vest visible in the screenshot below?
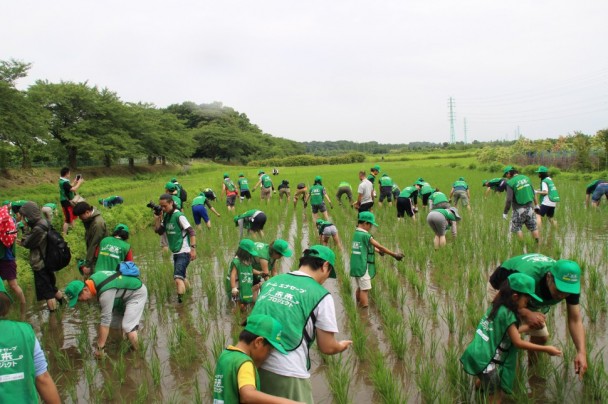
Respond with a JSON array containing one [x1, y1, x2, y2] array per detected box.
[[65, 269, 148, 357], [461, 273, 562, 400], [0, 282, 61, 403], [94, 224, 133, 273]]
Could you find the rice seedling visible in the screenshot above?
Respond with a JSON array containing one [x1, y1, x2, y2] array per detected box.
[[415, 361, 441, 404], [323, 353, 353, 404], [441, 305, 457, 334], [150, 353, 162, 386], [369, 349, 407, 404], [135, 381, 149, 404], [112, 354, 127, 384]]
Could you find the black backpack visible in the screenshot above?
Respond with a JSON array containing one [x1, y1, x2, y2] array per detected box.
[[179, 186, 188, 202], [43, 223, 72, 272]]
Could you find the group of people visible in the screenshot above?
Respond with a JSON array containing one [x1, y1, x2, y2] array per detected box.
[[0, 163, 601, 403]]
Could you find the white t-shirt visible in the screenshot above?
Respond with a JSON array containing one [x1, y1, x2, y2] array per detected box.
[[540, 181, 556, 207], [358, 179, 373, 204], [260, 271, 339, 378], [176, 214, 192, 254]]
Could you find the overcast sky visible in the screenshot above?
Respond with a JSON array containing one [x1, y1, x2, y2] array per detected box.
[[3, 1, 607, 144]]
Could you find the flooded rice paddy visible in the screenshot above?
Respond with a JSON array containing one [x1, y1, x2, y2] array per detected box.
[[12, 172, 608, 403]]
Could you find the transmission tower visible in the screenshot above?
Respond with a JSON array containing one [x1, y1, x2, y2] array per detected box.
[[448, 97, 456, 144]]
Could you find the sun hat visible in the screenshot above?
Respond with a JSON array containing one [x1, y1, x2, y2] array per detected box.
[[165, 182, 177, 192], [0, 279, 13, 303], [303, 245, 336, 278], [244, 314, 288, 354], [65, 280, 86, 307], [448, 207, 461, 221], [258, 170, 265, 175], [535, 166, 549, 173], [114, 223, 129, 234], [508, 273, 543, 302], [358, 211, 379, 227], [550, 260, 581, 295], [502, 165, 514, 177], [271, 239, 293, 258], [238, 239, 259, 257], [371, 165, 381, 172]]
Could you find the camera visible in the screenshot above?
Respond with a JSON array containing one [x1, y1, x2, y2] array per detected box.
[[76, 174, 82, 181], [146, 201, 163, 215]]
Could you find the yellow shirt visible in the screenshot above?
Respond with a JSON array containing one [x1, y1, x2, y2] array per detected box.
[[227, 345, 257, 390]]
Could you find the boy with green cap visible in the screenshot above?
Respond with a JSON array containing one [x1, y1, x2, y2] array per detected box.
[[350, 211, 404, 307], [252, 239, 294, 278], [213, 314, 301, 404], [534, 166, 559, 228], [227, 239, 259, 310], [0, 281, 61, 403], [461, 273, 562, 400]]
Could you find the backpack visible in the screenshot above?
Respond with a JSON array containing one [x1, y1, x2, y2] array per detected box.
[[0, 205, 17, 248], [118, 261, 141, 277], [43, 223, 72, 272], [179, 186, 188, 202]]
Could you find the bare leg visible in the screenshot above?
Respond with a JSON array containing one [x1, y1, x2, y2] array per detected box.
[[7, 279, 26, 318]]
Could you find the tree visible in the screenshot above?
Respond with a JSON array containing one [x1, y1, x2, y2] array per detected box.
[[571, 131, 592, 171], [0, 59, 31, 85], [592, 129, 608, 170]]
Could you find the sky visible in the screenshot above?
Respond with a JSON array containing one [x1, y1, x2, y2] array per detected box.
[[3, 0, 607, 144]]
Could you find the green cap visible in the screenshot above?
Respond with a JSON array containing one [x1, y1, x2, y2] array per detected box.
[[65, 280, 86, 307], [0, 279, 13, 302], [244, 314, 288, 354], [11, 200, 27, 208], [482, 179, 488, 186], [314, 175, 322, 182], [550, 260, 581, 295], [382, 173, 389, 177], [223, 173, 229, 178], [507, 273, 542, 302], [1, 200, 10, 206], [358, 211, 379, 227], [417, 177, 424, 182], [303, 245, 336, 278], [502, 165, 514, 177], [239, 239, 259, 257], [272, 239, 293, 258], [458, 177, 465, 181], [258, 170, 265, 175], [371, 165, 381, 172], [114, 223, 129, 233], [98, 198, 103, 204], [239, 173, 244, 177], [535, 166, 548, 173], [171, 177, 177, 182], [165, 182, 177, 191]]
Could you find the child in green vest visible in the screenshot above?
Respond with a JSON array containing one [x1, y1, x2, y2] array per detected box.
[[460, 273, 562, 401], [350, 211, 404, 308], [227, 239, 260, 311], [213, 314, 301, 404], [534, 166, 559, 228]]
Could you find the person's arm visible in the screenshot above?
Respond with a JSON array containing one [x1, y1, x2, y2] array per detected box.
[[70, 178, 83, 192], [256, 259, 270, 277], [503, 186, 513, 215], [316, 329, 352, 354], [154, 213, 164, 234], [324, 191, 333, 207], [96, 290, 116, 357], [449, 187, 455, 198], [86, 221, 106, 266], [240, 385, 303, 404], [507, 324, 562, 355], [518, 307, 546, 329], [188, 229, 196, 260], [20, 224, 45, 249], [125, 248, 133, 262], [230, 264, 239, 297], [370, 238, 403, 260], [253, 178, 262, 190], [35, 372, 61, 404], [567, 303, 587, 379], [585, 192, 591, 207]]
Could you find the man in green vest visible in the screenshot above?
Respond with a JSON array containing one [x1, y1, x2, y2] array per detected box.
[[250, 246, 352, 403], [396, 185, 418, 221], [154, 194, 197, 303], [450, 177, 471, 210], [59, 167, 84, 234], [584, 179, 607, 208], [65, 269, 148, 357], [378, 173, 394, 207], [502, 166, 540, 243], [238, 173, 252, 202], [487, 253, 587, 379], [213, 314, 298, 404], [0, 282, 61, 403], [234, 209, 267, 240], [534, 166, 559, 228], [253, 170, 274, 204]]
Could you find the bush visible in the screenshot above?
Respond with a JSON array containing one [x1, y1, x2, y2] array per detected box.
[[468, 163, 477, 170], [248, 152, 365, 167]]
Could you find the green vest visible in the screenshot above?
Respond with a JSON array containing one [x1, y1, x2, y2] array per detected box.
[[379, 176, 393, 187], [0, 320, 38, 403], [399, 186, 416, 198], [309, 184, 324, 205], [434, 208, 457, 222], [94, 237, 131, 273], [171, 195, 183, 210], [338, 181, 351, 189], [238, 178, 249, 191], [488, 178, 503, 189], [213, 347, 260, 403], [59, 178, 73, 201], [163, 210, 188, 253], [316, 220, 333, 235], [542, 178, 560, 202], [350, 228, 375, 278], [91, 270, 143, 295], [224, 178, 236, 192], [192, 195, 207, 206], [234, 210, 258, 228], [261, 175, 272, 188], [226, 258, 254, 303], [367, 174, 376, 184], [506, 174, 534, 205], [452, 180, 468, 190], [392, 184, 399, 192], [460, 305, 519, 394], [43, 203, 57, 210], [430, 192, 449, 206], [252, 273, 329, 353], [420, 183, 433, 195]]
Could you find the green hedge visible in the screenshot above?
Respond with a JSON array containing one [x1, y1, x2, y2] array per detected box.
[[248, 152, 366, 167]]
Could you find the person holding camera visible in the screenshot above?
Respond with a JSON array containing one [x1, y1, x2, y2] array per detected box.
[[73, 202, 108, 277], [59, 167, 84, 235], [153, 194, 196, 303]]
